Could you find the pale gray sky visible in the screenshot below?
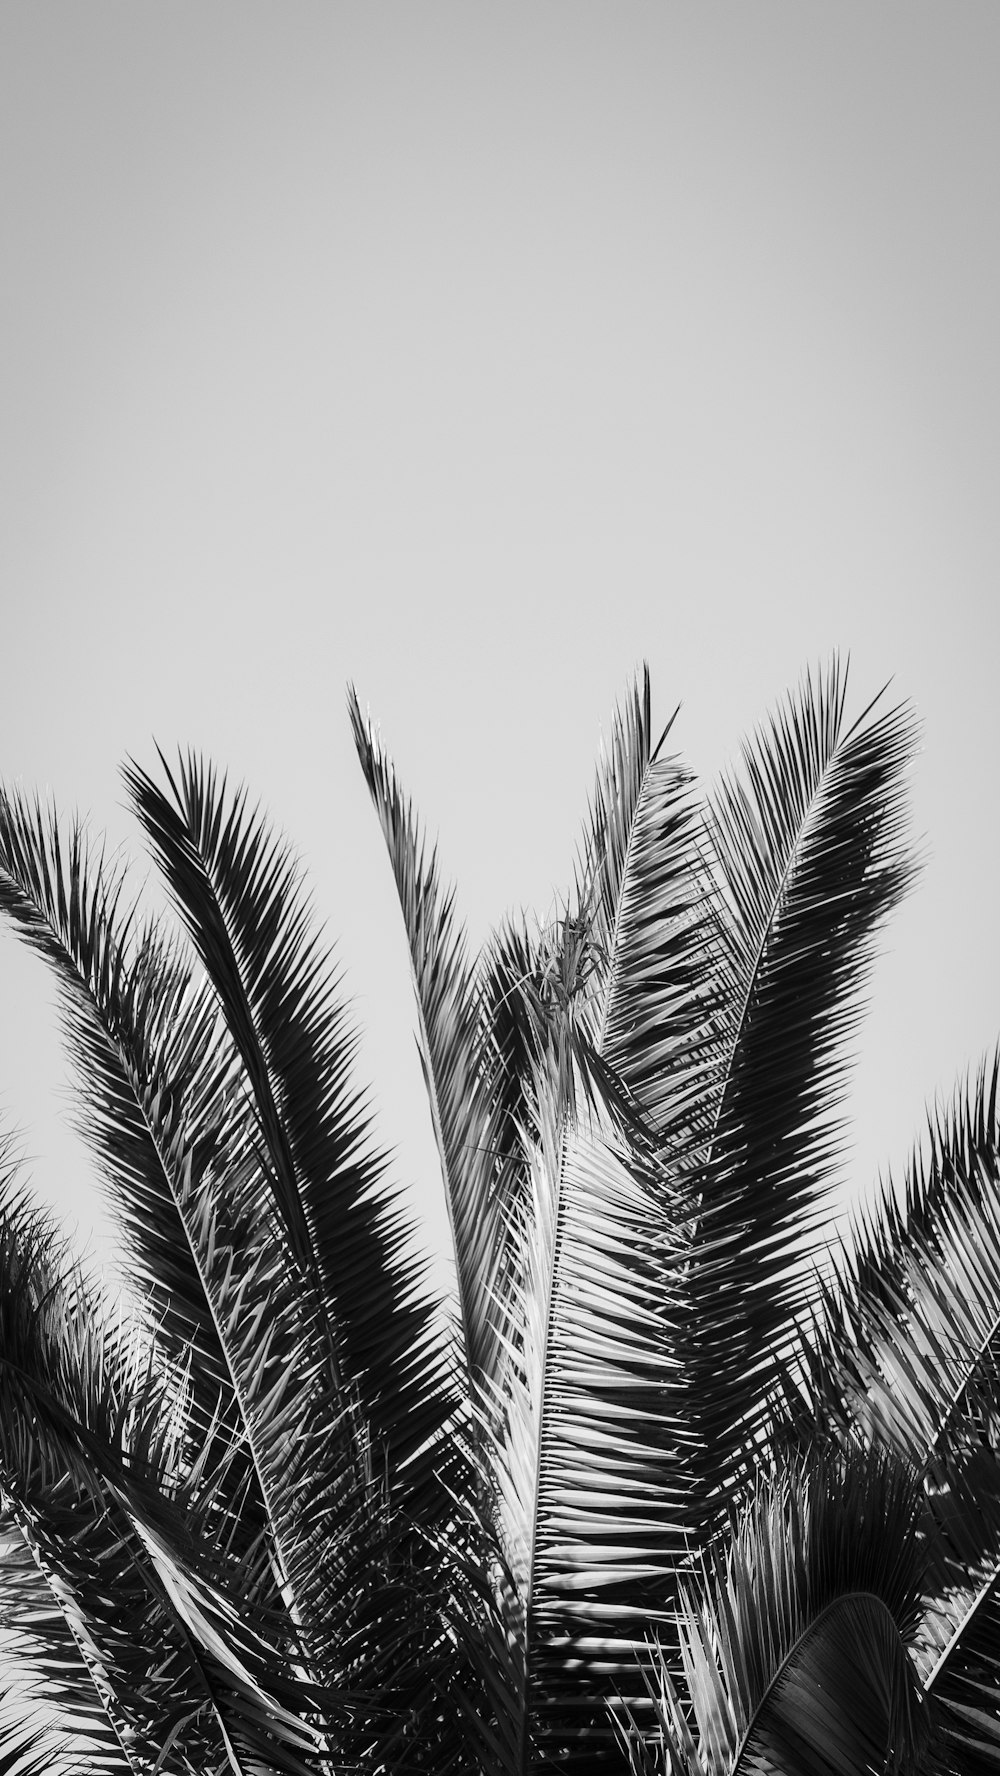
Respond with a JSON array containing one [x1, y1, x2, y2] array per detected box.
[[1, 5, 998, 1293]]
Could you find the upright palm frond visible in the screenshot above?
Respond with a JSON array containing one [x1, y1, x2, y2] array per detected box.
[[577, 664, 716, 1144], [671, 664, 917, 1518], [349, 689, 515, 1401], [123, 750, 451, 1501]]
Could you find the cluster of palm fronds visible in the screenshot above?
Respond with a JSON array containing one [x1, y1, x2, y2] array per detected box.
[[0, 661, 997, 1774]]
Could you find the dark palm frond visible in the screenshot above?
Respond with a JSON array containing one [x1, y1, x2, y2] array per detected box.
[[622, 1442, 930, 1776], [812, 1053, 1000, 1458], [123, 749, 450, 1500], [0, 1163, 328, 1776], [349, 687, 509, 1402], [674, 662, 918, 1511], [797, 1056, 1000, 1773], [918, 1553, 1000, 1776], [123, 750, 476, 1760], [0, 787, 441, 1758]]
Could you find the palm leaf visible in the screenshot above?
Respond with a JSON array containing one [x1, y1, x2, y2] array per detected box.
[[576, 663, 717, 1144], [0, 1164, 326, 1776], [623, 1442, 930, 1776], [0, 788, 435, 1763], [802, 1056, 1000, 1773], [123, 749, 449, 1499], [123, 753, 479, 1765], [674, 662, 917, 1513], [0, 790, 259, 1497], [349, 689, 513, 1402], [477, 1043, 702, 1771]]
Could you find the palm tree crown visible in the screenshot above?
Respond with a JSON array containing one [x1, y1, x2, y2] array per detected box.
[[0, 661, 996, 1774]]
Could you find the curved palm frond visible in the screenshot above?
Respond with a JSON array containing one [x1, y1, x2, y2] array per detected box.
[[576, 663, 718, 1147], [0, 791, 253, 1472], [673, 663, 918, 1515], [622, 1442, 930, 1776], [0, 786, 458, 1766], [465, 1034, 703, 1772], [799, 1055, 1000, 1772], [123, 750, 450, 1501]]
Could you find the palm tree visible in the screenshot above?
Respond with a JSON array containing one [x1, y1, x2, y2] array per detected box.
[[0, 660, 996, 1774]]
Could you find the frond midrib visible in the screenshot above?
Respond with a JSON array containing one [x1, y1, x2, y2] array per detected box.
[[920, 1549, 1000, 1697], [0, 1494, 147, 1776], [593, 736, 658, 1063], [519, 1099, 572, 1769]]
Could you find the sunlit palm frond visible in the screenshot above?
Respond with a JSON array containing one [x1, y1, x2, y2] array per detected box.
[[918, 1552, 1000, 1776], [471, 1039, 701, 1772], [814, 1054, 1000, 1455], [0, 1517, 132, 1776]]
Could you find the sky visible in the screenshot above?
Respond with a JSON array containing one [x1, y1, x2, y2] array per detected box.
[[0, 4, 998, 1299]]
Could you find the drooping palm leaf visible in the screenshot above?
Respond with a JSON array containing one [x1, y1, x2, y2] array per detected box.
[[0, 796, 320, 1632], [802, 1055, 1000, 1772], [623, 1442, 930, 1776]]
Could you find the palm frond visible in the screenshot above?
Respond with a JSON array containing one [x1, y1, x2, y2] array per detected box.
[[0, 1163, 326, 1776], [811, 1054, 1000, 1458], [0, 789, 254, 1482], [475, 1043, 700, 1771], [349, 688, 511, 1402], [577, 664, 717, 1145], [623, 1442, 930, 1776], [123, 749, 450, 1500], [675, 662, 917, 1510], [919, 1551, 1000, 1776], [800, 1056, 1000, 1773], [0, 788, 443, 1762]]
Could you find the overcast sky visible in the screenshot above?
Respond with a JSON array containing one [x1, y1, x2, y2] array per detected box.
[[1, 4, 998, 1295]]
